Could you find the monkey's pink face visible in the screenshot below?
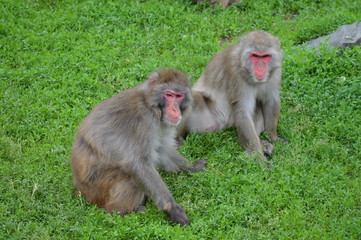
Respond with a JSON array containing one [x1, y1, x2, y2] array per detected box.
[[163, 90, 185, 125], [249, 51, 272, 81]]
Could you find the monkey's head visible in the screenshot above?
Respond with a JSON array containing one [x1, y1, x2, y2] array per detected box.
[[239, 30, 283, 84], [147, 69, 193, 126]]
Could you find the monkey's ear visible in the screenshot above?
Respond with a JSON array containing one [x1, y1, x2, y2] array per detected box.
[[148, 71, 160, 85]]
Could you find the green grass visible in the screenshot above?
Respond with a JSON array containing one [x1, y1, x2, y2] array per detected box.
[[1, 0, 360, 239]]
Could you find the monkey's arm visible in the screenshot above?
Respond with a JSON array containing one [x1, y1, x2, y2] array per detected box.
[[235, 117, 272, 167], [263, 97, 288, 144], [232, 98, 263, 153], [235, 114, 263, 156], [160, 149, 207, 173], [233, 99, 268, 163], [124, 160, 189, 226]]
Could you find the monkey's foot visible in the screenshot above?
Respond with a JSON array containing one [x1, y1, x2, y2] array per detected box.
[[189, 159, 208, 173], [279, 137, 289, 145], [134, 206, 146, 213], [271, 136, 289, 145]]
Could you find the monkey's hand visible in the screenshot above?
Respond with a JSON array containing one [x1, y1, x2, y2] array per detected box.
[[247, 149, 273, 169], [165, 203, 190, 226], [189, 159, 207, 173], [261, 140, 274, 156], [176, 136, 185, 147], [257, 154, 273, 169]]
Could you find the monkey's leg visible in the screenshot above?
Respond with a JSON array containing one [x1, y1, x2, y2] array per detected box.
[[104, 177, 145, 216]]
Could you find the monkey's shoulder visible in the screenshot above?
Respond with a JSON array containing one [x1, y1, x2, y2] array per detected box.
[[96, 89, 158, 125], [203, 45, 238, 78], [209, 44, 236, 62]]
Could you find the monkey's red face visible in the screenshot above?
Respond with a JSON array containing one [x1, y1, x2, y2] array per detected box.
[[249, 51, 272, 81], [163, 90, 186, 124]]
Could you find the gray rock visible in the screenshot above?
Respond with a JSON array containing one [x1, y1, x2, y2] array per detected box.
[[192, 0, 242, 8], [306, 22, 361, 48]]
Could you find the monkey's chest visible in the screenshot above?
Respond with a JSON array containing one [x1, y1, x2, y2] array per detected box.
[[151, 126, 177, 166]]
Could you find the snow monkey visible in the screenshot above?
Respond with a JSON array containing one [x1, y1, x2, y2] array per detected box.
[[179, 31, 288, 164], [71, 69, 207, 226]]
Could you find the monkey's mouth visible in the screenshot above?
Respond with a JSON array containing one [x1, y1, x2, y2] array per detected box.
[[255, 75, 265, 80], [166, 117, 181, 123]]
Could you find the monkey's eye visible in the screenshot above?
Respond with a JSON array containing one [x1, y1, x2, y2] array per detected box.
[[175, 93, 185, 99], [163, 90, 185, 100]]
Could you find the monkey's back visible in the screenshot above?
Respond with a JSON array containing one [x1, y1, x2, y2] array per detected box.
[[192, 44, 241, 128], [70, 86, 160, 203]]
